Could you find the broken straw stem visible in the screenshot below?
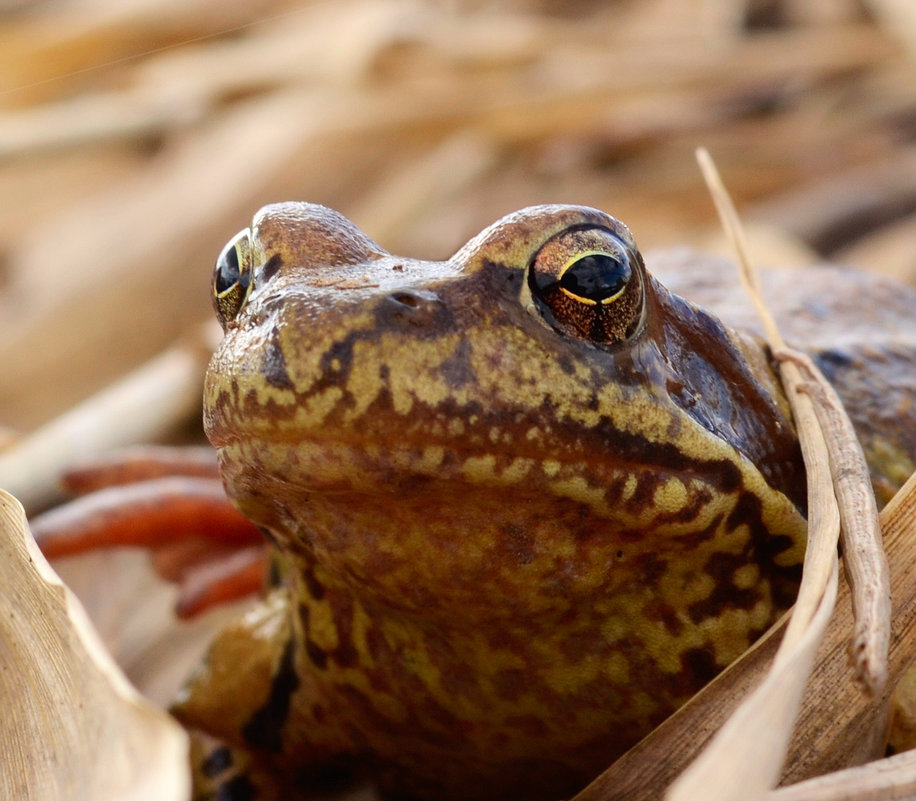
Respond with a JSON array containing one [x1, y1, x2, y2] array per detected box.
[[695, 147, 889, 693]]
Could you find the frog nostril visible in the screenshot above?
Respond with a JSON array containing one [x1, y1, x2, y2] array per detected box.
[[392, 292, 422, 308], [389, 290, 442, 310], [379, 289, 449, 331]]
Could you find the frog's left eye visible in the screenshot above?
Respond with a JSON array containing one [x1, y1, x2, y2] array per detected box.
[[528, 226, 644, 346], [212, 229, 254, 330]]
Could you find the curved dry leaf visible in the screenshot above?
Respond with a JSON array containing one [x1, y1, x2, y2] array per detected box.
[[0, 489, 189, 801]]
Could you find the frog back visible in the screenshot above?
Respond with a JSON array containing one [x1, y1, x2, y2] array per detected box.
[[651, 249, 916, 503]]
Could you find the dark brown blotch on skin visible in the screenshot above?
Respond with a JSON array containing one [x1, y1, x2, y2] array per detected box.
[[641, 597, 685, 636], [651, 486, 716, 526], [294, 755, 359, 796], [263, 326, 295, 390], [633, 553, 669, 587], [678, 646, 720, 687], [306, 640, 328, 670], [298, 604, 329, 670], [319, 336, 356, 387], [726, 490, 803, 609], [201, 746, 234, 778], [687, 549, 765, 623], [440, 339, 475, 389], [296, 591, 359, 669], [216, 774, 257, 801], [327, 594, 361, 669], [241, 637, 300, 753], [302, 564, 326, 600], [259, 253, 283, 284]]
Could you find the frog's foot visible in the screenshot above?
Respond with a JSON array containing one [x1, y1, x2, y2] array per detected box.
[[190, 735, 363, 801], [30, 445, 266, 617], [190, 734, 275, 801]]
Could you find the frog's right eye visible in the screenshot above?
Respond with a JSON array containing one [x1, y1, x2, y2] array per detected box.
[[528, 225, 645, 347], [212, 229, 253, 329]]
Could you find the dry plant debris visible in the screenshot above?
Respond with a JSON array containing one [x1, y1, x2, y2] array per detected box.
[[663, 149, 889, 801], [0, 324, 219, 510], [0, 490, 189, 800], [699, 147, 890, 693]]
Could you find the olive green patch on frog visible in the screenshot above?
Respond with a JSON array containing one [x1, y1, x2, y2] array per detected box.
[[298, 601, 362, 671]]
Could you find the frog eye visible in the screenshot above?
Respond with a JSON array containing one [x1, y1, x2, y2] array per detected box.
[[528, 227, 644, 346], [212, 229, 254, 329]]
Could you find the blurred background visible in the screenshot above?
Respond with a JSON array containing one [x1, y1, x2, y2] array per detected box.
[[1, 0, 915, 744], [1, 0, 915, 433]]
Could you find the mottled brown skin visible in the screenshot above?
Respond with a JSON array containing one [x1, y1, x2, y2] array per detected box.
[[177, 203, 916, 801]]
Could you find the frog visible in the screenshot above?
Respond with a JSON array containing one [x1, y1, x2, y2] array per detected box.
[[33, 202, 916, 801]]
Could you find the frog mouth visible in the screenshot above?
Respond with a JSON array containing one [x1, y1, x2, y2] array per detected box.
[[206, 370, 801, 515], [213, 424, 762, 513]]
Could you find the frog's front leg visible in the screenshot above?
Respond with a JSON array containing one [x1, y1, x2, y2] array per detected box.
[[174, 587, 361, 800]]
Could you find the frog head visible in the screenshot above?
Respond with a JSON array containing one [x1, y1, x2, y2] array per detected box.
[[204, 203, 806, 626]]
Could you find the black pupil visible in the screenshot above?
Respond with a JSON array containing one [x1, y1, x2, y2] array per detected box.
[[216, 245, 242, 294], [559, 253, 629, 302]]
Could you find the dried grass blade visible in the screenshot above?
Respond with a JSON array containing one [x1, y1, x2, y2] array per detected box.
[[776, 349, 889, 692], [769, 747, 916, 801], [696, 147, 889, 691]]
